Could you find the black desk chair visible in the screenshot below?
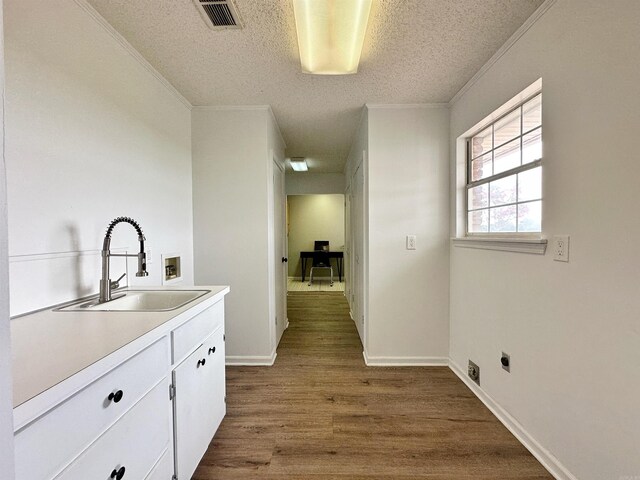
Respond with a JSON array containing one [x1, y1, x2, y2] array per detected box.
[[308, 250, 333, 287]]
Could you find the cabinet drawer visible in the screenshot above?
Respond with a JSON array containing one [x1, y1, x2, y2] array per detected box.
[[55, 378, 171, 480], [174, 327, 226, 480], [172, 299, 223, 363], [145, 447, 172, 480], [15, 337, 169, 480]]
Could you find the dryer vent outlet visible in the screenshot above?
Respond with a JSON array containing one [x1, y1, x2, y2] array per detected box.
[[468, 360, 480, 385]]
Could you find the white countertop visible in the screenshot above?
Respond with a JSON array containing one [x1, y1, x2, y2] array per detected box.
[[11, 285, 230, 417]]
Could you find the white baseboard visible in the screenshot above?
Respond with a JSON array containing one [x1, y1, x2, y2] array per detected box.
[[285, 320, 289, 330], [226, 350, 277, 366], [449, 360, 577, 480], [363, 350, 449, 366]]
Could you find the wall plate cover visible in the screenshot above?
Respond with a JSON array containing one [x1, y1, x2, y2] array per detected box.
[[406, 235, 416, 250], [553, 235, 570, 262]]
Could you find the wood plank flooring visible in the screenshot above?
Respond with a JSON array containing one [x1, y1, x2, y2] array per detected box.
[[193, 292, 553, 479]]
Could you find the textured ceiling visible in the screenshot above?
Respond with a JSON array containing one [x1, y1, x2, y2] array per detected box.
[[87, 0, 544, 173]]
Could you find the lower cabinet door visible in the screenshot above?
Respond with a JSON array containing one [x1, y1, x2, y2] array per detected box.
[[55, 379, 171, 480], [173, 327, 226, 480], [144, 447, 172, 480]]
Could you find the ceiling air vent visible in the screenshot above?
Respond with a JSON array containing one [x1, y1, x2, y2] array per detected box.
[[194, 0, 243, 30]]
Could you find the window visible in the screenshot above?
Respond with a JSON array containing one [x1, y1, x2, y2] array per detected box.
[[466, 93, 542, 234]]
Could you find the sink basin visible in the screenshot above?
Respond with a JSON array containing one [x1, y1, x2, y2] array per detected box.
[[58, 289, 210, 312]]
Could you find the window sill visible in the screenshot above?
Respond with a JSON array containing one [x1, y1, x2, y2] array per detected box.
[[452, 236, 547, 254]]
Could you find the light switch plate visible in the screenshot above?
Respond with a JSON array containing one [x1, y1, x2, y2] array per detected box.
[[553, 235, 569, 262], [406, 235, 416, 250]]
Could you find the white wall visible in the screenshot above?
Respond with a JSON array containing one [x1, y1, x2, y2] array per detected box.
[[192, 107, 285, 363], [0, 0, 16, 475], [366, 106, 450, 364], [286, 173, 345, 195], [287, 194, 345, 278], [5, 0, 194, 316], [449, 1, 640, 478]]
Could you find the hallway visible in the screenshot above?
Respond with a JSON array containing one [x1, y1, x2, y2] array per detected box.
[[193, 292, 552, 479]]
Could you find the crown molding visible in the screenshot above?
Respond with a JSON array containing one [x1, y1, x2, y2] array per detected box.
[[74, 0, 193, 110], [365, 103, 449, 110], [448, 0, 557, 106], [191, 105, 271, 111]]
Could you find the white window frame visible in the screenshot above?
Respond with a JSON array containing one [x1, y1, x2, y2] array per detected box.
[[465, 92, 542, 236], [453, 79, 547, 254]]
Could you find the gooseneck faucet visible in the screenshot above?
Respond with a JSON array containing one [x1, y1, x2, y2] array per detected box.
[[99, 216, 149, 303]]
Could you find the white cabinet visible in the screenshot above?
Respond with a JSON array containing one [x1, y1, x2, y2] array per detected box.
[[54, 379, 171, 480], [14, 338, 169, 480], [173, 324, 226, 480], [13, 290, 229, 480]]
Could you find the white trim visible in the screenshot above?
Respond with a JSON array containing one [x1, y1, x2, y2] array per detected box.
[[452, 237, 547, 254], [191, 105, 273, 111], [366, 103, 449, 110], [363, 350, 449, 367], [448, 0, 557, 106], [226, 351, 277, 366], [73, 0, 192, 110], [267, 106, 287, 150], [449, 360, 578, 480]]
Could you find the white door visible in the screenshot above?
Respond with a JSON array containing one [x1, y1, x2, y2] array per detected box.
[[273, 160, 287, 343], [173, 328, 225, 480], [344, 187, 351, 309], [352, 159, 365, 338]]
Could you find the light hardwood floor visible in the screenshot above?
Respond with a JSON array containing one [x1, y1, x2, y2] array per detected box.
[[287, 277, 346, 292], [193, 292, 553, 479]]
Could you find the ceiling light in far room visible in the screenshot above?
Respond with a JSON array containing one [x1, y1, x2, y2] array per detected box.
[[293, 0, 373, 75], [289, 157, 308, 172]]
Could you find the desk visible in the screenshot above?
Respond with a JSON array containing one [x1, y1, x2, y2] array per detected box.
[[300, 251, 344, 282]]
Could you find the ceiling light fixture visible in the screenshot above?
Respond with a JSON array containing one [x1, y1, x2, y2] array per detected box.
[[293, 0, 373, 75], [289, 157, 308, 172]]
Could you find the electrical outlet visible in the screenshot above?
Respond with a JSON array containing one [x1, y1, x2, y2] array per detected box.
[[501, 352, 511, 372], [468, 360, 480, 385], [553, 235, 570, 262], [146, 246, 153, 265], [406, 235, 417, 250]]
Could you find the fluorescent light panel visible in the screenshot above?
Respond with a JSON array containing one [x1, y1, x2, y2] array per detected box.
[[293, 0, 372, 75], [290, 158, 308, 171]]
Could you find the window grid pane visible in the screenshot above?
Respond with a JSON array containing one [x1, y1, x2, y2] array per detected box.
[[466, 93, 542, 234]]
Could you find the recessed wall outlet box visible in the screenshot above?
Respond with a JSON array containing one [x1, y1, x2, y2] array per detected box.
[[553, 235, 570, 262], [162, 253, 183, 285], [501, 352, 511, 372], [468, 360, 480, 385], [406, 235, 417, 250]]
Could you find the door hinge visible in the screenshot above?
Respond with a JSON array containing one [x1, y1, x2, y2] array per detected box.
[[223, 334, 226, 341], [169, 384, 176, 401]]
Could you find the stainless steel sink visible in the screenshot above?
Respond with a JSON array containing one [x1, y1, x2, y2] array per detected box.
[[57, 289, 210, 312]]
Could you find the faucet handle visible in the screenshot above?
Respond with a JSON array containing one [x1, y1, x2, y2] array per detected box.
[[111, 272, 126, 290]]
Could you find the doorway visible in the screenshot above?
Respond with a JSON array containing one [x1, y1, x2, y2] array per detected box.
[[286, 194, 345, 292]]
